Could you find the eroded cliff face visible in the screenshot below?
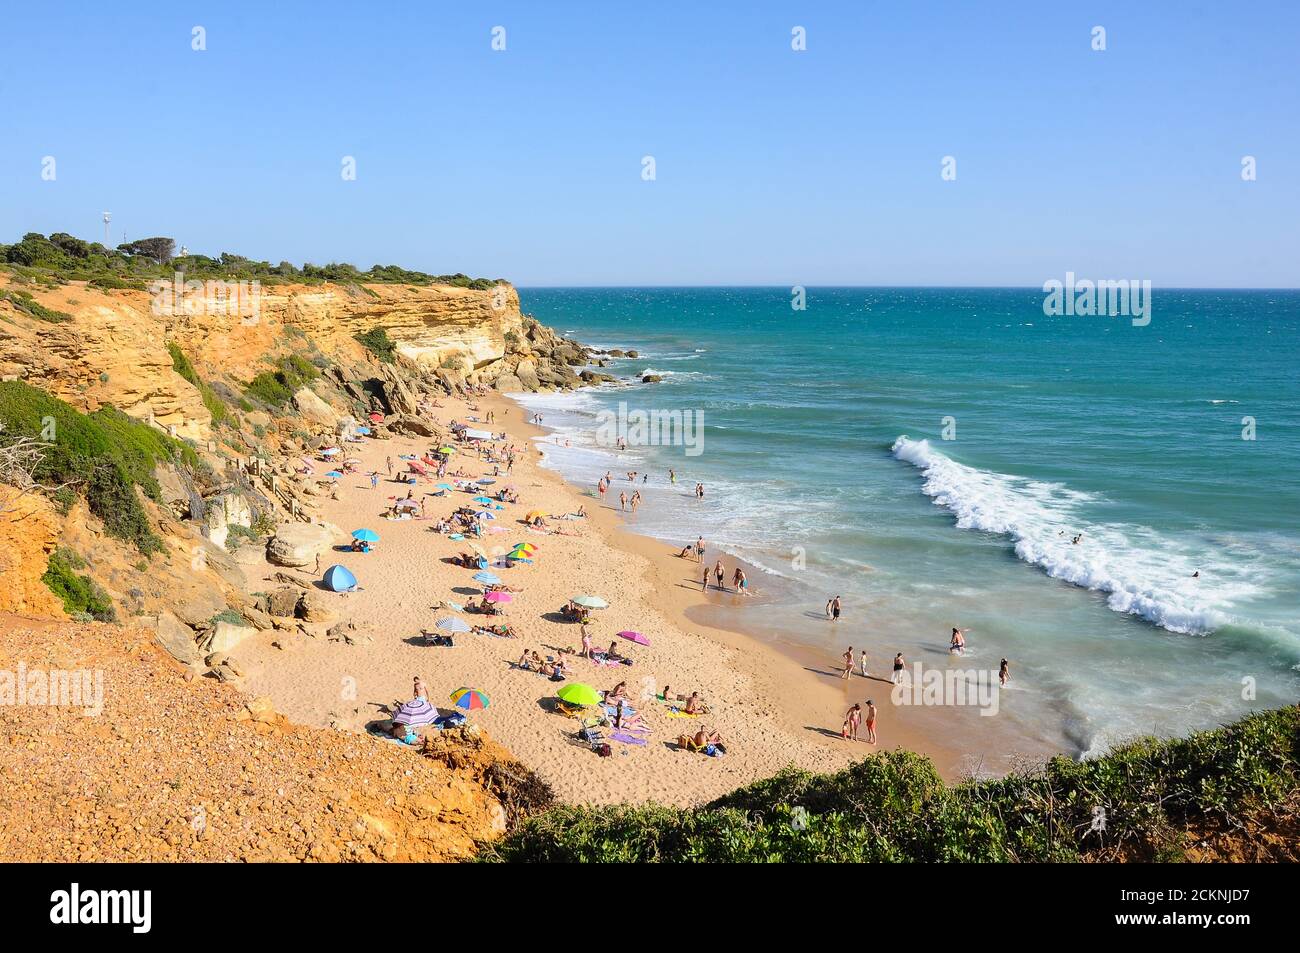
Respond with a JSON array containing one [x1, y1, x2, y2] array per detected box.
[[0, 277, 531, 443]]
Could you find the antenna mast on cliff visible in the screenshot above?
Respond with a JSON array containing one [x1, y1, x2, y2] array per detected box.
[[102, 212, 111, 246]]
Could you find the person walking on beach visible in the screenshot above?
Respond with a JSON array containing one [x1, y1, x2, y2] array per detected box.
[[695, 536, 705, 561], [370, 472, 379, 489], [386, 455, 393, 477], [669, 469, 676, 484], [891, 652, 905, 684], [733, 567, 748, 594], [864, 700, 877, 745], [714, 559, 726, 591], [950, 627, 968, 655], [844, 703, 862, 741], [827, 595, 842, 622], [999, 657, 1010, 686], [859, 649, 870, 678], [701, 565, 710, 591], [841, 646, 854, 680], [619, 490, 628, 512]]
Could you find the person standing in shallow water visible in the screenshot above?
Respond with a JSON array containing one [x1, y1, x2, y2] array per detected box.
[[891, 652, 905, 684], [999, 658, 1010, 686]]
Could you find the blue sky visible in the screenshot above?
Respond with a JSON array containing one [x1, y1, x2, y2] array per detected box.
[[2, 1, 1296, 286]]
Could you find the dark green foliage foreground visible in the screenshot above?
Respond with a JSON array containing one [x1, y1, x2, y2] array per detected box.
[[0, 381, 199, 554], [1, 231, 500, 290], [481, 707, 1300, 862], [41, 548, 116, 622]]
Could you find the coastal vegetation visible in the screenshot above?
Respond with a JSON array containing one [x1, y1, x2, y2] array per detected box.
[[354, 326, 398, 363], [0, 231, 501, 290], [41, 547, 117, 622], [0, 381, 200, 554], [167, 341, 232, 425], [244, 354, 320, 408], [0, 287, 72, 323], [483, 706, 1300, 863]]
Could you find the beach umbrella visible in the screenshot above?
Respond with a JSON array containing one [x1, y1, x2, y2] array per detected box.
[[484, 591, 512, 604], [472, 496, 493, 504], [437, 447, 456, 455], [351, 528, 380, 543], [524, 510, 547, 522], [472, 571, 501, 585], [474, 510, 495, 520], [436, 483, 454, 490], [556, 683, 602, 707], [617, 630, 649, 645], [572, 595, 608, 609], [355, 426, 371, 435], [476, 478, 496, 485], [392, 696, 437, 727], [436, 616, 472, 633], [513, 542, 538, 552], [325, 470, 343, 478], [322, 565, 358, 593], [450, 687, 490, 711], [368, 412, 384, 422]]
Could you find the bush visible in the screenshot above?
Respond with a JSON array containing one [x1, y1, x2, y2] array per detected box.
[[354, 327, 397, 364], [0, 381, 197, 553], [482, 708, 1300, 863], [0, 288, 72, 323], [167, 341, 230, 425], [243, 354, 319, 408], [42, 548, 117, 622]]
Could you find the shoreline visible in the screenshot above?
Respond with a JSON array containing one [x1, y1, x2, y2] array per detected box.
[[235, 386, 970, 809]]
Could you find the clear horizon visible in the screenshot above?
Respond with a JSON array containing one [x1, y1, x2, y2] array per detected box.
[[3, 1, 1297, 288]]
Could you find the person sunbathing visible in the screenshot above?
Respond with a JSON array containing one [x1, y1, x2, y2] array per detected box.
[[684, 691, 708, 715], [605, 641, 631, 663], [678, 727, 723, 751], [603, 681, 630, 703], [486, 583, 524, 593]]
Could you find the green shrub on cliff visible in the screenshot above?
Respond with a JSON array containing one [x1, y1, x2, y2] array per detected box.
[[41, 547, 117, 622], [354, 327, 397, 364], [0, 288, 72, 323], [167, 341, 231, 425], [482, 707, 1300, 863], [243, 354, 319, 408], [0, 381, 197, 554], [3, 230, 501, 291]]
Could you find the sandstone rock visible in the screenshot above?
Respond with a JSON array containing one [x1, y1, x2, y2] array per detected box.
[[263, 587, 301, 618], [514, 359, 540, 391], [388, 416, 438, 438], [292, 386, 339, 428], [204, 621, 257, 655], [153, 611, 201, 665], [266, 522, 334, 568], [492, 373, 524, 392], [297, 591, 338, 625], [641, 374, 663, 383]]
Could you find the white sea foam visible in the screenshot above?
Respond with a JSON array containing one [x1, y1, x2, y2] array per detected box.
[[890, 437, 1259, 635]]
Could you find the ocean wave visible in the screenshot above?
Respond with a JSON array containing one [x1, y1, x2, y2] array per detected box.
[[890, 436, 1259, 635]]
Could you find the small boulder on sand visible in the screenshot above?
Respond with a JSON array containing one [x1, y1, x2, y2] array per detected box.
[[266, 523, 334, 568]]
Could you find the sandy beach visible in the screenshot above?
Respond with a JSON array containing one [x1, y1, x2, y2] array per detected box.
[[235, 390, 967, 807]]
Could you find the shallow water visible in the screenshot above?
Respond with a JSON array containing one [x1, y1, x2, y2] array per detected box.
[[513, 287, 1300, 759]]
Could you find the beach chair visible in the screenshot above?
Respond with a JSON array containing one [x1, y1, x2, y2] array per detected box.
[[555, 700, 588, 718]]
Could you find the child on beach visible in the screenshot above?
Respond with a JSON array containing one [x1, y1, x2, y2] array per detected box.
[[859, 649, 869, 677], [844, 702, 861, 741]]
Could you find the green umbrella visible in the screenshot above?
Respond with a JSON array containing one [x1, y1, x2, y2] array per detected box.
[[571, 595, 608, 609], [556, 683, 602, 707]]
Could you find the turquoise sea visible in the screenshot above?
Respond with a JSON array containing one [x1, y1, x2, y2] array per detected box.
[[513, 287, 1300, 763]]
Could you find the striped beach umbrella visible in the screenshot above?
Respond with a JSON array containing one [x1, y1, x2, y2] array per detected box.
[[472, 571, 501, 585], [392, 696, 437, 727], [435, 616, 471, 633], [450, 687, 490, 711]]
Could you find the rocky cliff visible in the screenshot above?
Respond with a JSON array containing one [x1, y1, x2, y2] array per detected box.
[[0, 276, 591, 444]]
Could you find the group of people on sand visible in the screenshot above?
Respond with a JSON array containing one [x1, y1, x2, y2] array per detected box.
[[701, 558, 747, 594]]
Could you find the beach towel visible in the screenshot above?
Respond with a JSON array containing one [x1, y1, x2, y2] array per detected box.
[[665, 709, 699, 719], [611, 732, 648, 746]]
